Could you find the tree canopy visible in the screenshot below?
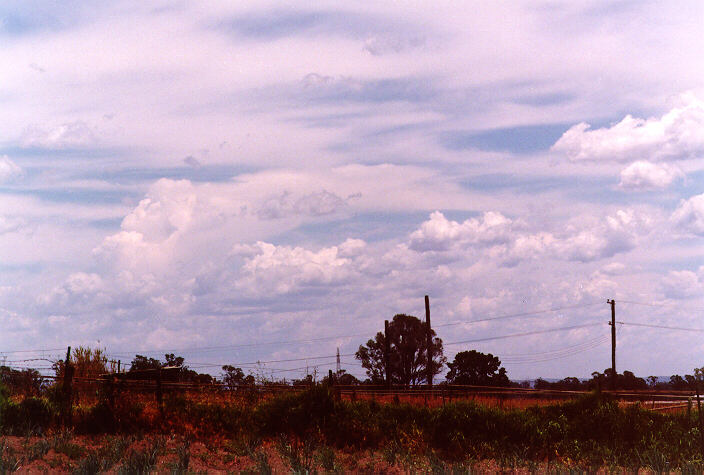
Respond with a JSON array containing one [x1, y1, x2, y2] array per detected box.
[[445, 350, 509, 386], [355, 313, 445, 387]]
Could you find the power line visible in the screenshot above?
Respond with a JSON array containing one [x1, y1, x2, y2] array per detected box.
[[434, 302, 603, 328], [444, 322, 605, 346], [0, 347, 66, 355], [617, 321, 704, 333], [104, 332, 376, 358], [101, 303, 602, 358], [500, 336, 610, 365]]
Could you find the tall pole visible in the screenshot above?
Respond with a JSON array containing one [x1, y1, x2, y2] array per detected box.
[[425, 295, 433, 388], [608, 299, 616, 390], [384, 319, 391, 390]]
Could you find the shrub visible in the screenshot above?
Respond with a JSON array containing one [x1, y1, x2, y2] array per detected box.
[[1, 397, 52, 435]]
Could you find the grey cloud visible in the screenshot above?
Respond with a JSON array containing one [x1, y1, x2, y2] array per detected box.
[[257, 190, 351, 220], [216, 8, 407, 41]]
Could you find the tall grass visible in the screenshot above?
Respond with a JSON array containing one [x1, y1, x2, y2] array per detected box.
[[1, 384, 704, 469]]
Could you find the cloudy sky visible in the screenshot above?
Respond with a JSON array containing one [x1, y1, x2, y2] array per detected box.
[[2, 1, 704, 380]]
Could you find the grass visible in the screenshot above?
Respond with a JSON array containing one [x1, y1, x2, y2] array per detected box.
[[2, 385, 704, 470]]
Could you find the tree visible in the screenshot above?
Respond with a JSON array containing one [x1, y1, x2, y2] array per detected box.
[[221, 365, 255, 390], [53, 346, 108, 379], [128, 355, 163, 372], [355, 314, 446, 387], [445, 350, 509, 386]]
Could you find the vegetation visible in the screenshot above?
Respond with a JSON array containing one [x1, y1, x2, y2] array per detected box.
[[3, 318, 704, 471], [0, 381, 703, 471], [355, 313, 446, 386], [446, 350, 510, 386]]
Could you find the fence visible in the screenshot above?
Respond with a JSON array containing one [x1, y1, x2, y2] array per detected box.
[[31, 369, 699, 429]]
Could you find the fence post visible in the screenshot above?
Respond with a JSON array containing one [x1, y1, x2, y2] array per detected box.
[[696, 384, 704, 455], [156, 368, 163, 418], [62, 346, 74, 427], [384, 320, 391, 391]]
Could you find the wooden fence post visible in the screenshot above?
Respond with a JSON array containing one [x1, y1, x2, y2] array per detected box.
[[62, 346, 74, 427], [156, 368, 163, 418], [696, 384, 704, 455]]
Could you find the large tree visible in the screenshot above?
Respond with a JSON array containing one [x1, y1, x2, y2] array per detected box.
[[445, 350, 509, 386], [355, 313, 445, 387]]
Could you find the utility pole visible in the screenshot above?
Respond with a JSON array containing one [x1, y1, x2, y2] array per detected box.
[[336, 347, 341, 375], [607, 299, 616, 391], [425, 295, 433, 388], [384, 319, 391, 390]]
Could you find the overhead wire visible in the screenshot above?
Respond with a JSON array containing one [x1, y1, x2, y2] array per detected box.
[[444, 322, 606, 346], [434, 302, 603, 328], [617, 321, 704, 333]]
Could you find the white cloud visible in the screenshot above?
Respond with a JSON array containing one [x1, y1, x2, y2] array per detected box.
[[409, 211, 514, 252], [671, 193, 704, 235], [618, 161, 683, 190], [20, 121, 96, 149], [0, 156, 22, 183], [410, 209, 654, 265], [555, 209, 654, 262], [661, 270, 702, 299], [234, 241, 357, 296], [552, 93, 704, 162]]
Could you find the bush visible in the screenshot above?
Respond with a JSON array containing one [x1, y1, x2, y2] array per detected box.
[[1, 397, 53, 435]]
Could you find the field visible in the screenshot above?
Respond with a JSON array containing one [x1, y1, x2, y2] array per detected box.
[[2, 382, 704, 472]]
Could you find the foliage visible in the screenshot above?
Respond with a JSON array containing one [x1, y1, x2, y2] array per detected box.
[[535, 369, 648, 391], [53, 347, 108, 380], [0, 367, 44, 397], [1, 397, 53, 435], [355, 314, 446, 386], [118, 437, 164, 474], [129, 354, 213, 383], [446, 350, 510, 386], [221, 365, 255, 390], [128, 355, 162, 372]]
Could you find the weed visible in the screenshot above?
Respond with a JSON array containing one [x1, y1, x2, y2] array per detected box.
[[252, 448, 272, 475], [276, 434, 315, 473], [118, 436, 165, 474], [227, 434, 261, 457], [0, 439, 20, 473], [317, 445, 336, 471], [71, 451, 101, 475], [51, 429, 86, 460], [427, 450, 447, 474], [170, 439, 190, 474], [26, 439, 50, 461], [96, 435, 132, 470]]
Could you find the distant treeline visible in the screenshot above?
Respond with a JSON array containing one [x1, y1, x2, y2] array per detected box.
[[529, 369, 704, 391]]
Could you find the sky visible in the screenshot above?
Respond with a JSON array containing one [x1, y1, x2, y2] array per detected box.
[[2, 1, 704, 381]]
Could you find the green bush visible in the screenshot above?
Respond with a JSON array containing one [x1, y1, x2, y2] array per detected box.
[[1, 397, 53, 435]]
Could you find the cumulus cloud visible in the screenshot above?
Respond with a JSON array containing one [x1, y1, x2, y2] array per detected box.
[[409, 211, 514, 252], [20, 121, 96, 149], [552, 93, 704, 162], [555, 209, 654, 262], [0, 156, 22, 183], [661, 270, 703, 299], [618, 161, 683, 190], [410, 209, 653, 265], [233, 241, 359, 296], [671, 193, 704, 235]]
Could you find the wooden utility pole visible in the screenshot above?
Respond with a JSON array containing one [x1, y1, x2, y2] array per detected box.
[[607, 299, 616, 390], [425, 295, 433, 388], [384, 319, 391, 390]]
